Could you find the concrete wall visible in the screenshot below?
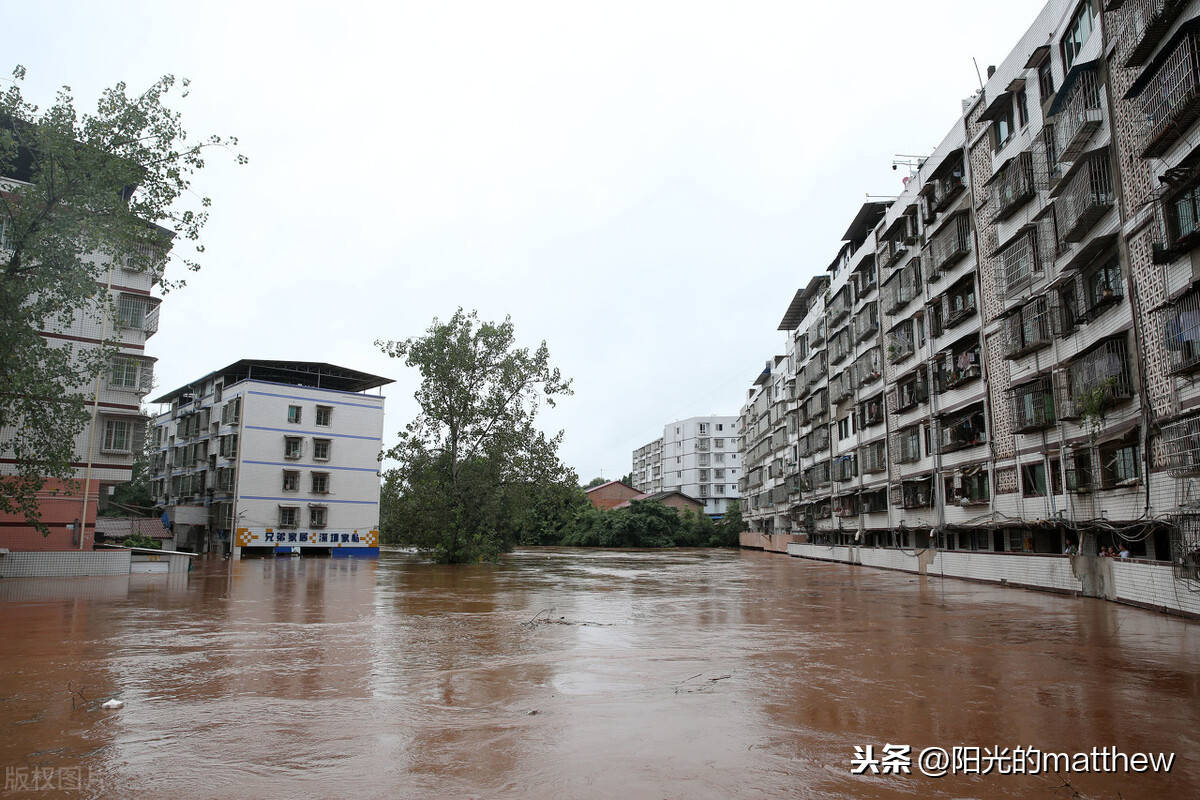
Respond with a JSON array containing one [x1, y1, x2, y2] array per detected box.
[[779, 543, 1200, 618], [0, 550, 131, 578]]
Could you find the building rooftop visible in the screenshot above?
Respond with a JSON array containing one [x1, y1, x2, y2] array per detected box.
[[152, 359, 393, 404]]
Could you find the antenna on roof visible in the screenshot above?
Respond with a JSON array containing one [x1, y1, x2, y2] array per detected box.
[[972, 57, 984, 91]]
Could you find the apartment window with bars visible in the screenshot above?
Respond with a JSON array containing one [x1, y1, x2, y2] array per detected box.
[[284, 436, 302, 459], [102, 419, 132, 452], [310, 506, 328, 528], [287, 405, 302, 424], [108, 356, 149, 390], [1100, 441, 1140, 487], [278, 506, 299, 528], [116, 295, 148, 329], [1061, 0, 1097, 71], [1022, 462, 1048, 497], [281, 470, 299, 492], [313, 438, 331, 461], [1161, 287, 1200, 374], [1081, 255, 1123, 315], [221, 397, 241, 425], [219, 434, 238, 458]]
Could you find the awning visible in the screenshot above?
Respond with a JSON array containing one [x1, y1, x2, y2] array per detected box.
[[978, 89, 1013, 123], [1024, 44, 1051, 69], [841, 201, 890, 243]]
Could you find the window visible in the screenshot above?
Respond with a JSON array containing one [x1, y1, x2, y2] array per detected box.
[[221, 397, 241, 425], [1038, 60, 1054, 103], [1062, 0, 1097, 71], [109, 356, 144, 389], [992, 104, 1014, 152], [310, 506, 327, 528], [116, 295, 147, 329], [315, 405, 333, 426], [284, 436, 302, 459], [1082, 257, 1123, 313], [716, 423, 724, 431], [714, 438, 724, 448], [312, 472, 330, 494], [287, 405, 302, 424], [1016, 88, 1029, 128], [838, 416, 852, 440], [313, 438, 331, 461], [282, 470, 299, 492], [214, 382, 223, 403], [219, 434, 238, 458], [1101, 442, 1140, 487], [102, 419, 132, 452], [278, 506, 299, 528], [714, 453, 725, 464], [1022, 462, 1047, 497]]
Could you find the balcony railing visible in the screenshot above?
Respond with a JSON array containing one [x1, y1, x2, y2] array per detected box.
[[1136, 27, 1200, 158], [1009, 378, 1056, 432], [896, 429, 921, 463], [895, 377, 928, 411], [936, 344, 982, 392], [860, 442, 887, 473], [853, 305, 879, 343], [997, 229, 1042, 302], [1160, 413, 1200, 474], [1067, 338, 1134, 414], [939, 407, 987, 453], [1159, 288, 1200, 374], [1055, 151, 1113, 243], [886, 329, 915, 363], [1003, 297, 1051, 358], [830, 371, 852, 403], [1052, 67, 1103, 162], [853, 348, 882, 387], [145, 305, 160, 338], [1121, 0, 1189, 68], [883, 259, 921, 315], [928, 212, 972, 275], [828, 289, 852, 324], [926, 172, 966, 214], [990, 151, 1036, 222]]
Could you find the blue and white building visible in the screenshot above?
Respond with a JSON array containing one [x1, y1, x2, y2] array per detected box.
[[150, 360, 391, 557]]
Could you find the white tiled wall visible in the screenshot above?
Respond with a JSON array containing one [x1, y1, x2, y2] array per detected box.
[[0, 550, 131, 578]]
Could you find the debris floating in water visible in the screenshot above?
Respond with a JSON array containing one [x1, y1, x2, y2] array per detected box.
[[101, 699, 124, 710]]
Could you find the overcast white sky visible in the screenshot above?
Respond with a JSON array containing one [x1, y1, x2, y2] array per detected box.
[[12, 0, 1046, 482]]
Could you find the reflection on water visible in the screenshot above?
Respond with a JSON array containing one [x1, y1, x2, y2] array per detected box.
[[1, 548, 1198, 798]]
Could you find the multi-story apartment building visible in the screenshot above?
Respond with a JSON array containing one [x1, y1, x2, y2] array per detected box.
[[0, 240, 163, 552], [632, 416, 741, 516], [631, 437, 664, 493], [150, 360, 390, 558], [741, 0, 1200, 593]]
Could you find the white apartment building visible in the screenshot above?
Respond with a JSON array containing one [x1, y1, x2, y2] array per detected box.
[[150, 360, 391, 557], [633, 416, 741, 516]]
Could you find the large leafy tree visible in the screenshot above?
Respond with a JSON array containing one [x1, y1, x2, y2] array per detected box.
[[377, 309, 576, 563], [0, 66, 242, 532]]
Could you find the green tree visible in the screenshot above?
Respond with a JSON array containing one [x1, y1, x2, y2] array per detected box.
[[0, 66, 242, 533], [377, 309, 576, 563], [584, 476, 607, 489], [619, 472, 632, 486], [121, 533, 160, 549], [712, 499, 746, 547]]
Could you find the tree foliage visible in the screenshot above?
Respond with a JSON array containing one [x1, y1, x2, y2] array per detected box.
[[0, 66, 242, 532], [584, 476, 606, 489], [376, 309, 577, 563], [557, 500, 738, 548]]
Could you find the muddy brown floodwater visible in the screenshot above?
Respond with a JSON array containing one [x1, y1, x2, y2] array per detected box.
[[1, 548, 1199, 799]]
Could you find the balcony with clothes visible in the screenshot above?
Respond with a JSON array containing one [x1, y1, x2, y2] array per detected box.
[[828, 285, 853, 326], [1053, 148, 1114, 244], [947, 466, 990, 507], [852, 301, 879, 343], [809, 317, 826, 348], [1048, 62, 1103, 162], [1009, 377, 1056, 432], [896, 476, 933, 509], [832, 492, 859, 519], [859, 439, 887, 474], [804, 460, 832, 490], [852, 346, 882, 388], [1061, 337, 1135, 419], [988, 149, 1036, 222], [1128, 21, 1200, 157], [886, 319, 917, 364], [832, 453, 857, 483], [895, 425, 922, 464], [1120, 0, 1190, 68], [927, 210, 972, 278], [1003, 296, 1052, 359], [855, 392, 885, 430], [938, 403, 987, 454], [893, 368, 929, 413], [1159, 285, 1200, 375], [882, 258, 922, 315], [934, 334, 982, 394]]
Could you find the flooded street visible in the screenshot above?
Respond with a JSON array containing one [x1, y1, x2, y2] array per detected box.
[[2, 548, 1198, 799]]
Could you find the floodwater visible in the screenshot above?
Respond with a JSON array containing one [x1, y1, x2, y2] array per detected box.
[[1, 549, 1198, 799]]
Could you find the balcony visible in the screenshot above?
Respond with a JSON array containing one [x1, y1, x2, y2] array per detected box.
[[1051, 66, 1103, 162], [935, 339, 982, 392], [1121, 0, 1189, 68], [1067, 338, 1135, 416], [1003, 297, 1051, 358], [883, 259, 921, 315], [1160, 287, 1200, 374], [829, 371, 853, 404], [828, 288, 852, 325], [853, 348, 882, 387], [1134, 27, 1200, 158], [939, 405, 987, 453], [1160, 413, 1200, 474], [942, 279, 977, 328], [901, 478, 933, 509], [808, 319, 826, 347], [829, 329, 852, 364], [990, 150, 1036, 222], [895, 373, 928, 412], [832, 455, 857, 482], [886, 328, 915, 363], [856, 395, 885, 428], [1009, 378, 1056, 432], [853, 304, 879, 343], [1055, 151, 1113, 243], [924, 170, 966, 215], [997, 228, 1042, 302], [896, 428, 921, 464], [1065, 455, 1095, 493], [928, 212, 972, 275]]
